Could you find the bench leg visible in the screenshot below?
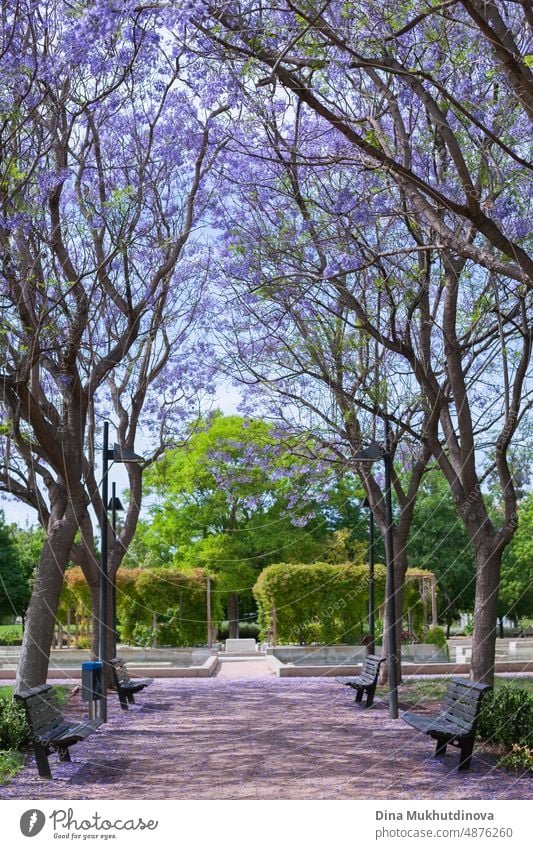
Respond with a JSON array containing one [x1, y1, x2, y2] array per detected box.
[[365, 686, 375, 708], [33, 742, 52, 780], [355, 687, 363, 704], [458, 740, 474, 771], [117, 689, 129, 711], [434, 739, 447, 758], [58, 747, 71, 763], [127, 693, 135, 704]]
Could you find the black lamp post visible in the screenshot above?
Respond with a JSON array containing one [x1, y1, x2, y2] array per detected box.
[[360, 496, 375, 655], [353, 417, 399, 719], [99, 422, 143, 722], [107, 483, 124, 660]]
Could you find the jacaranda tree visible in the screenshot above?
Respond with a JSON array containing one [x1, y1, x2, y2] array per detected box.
[[0, 3, 226, 688]]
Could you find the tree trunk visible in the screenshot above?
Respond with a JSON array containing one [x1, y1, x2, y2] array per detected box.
[[15, 511, 78, 692], [379, 538, 406, 685], [228, 593, 239, 639], [470, 542, 502, 684]]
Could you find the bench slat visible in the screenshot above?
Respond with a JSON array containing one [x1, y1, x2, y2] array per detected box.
[[443, 701, 480, 722], [444, 693, 483, 711]]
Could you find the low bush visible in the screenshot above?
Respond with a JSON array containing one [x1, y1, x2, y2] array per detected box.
[[217, 622, 260, 640], [498, 744, 533, 773], [0, 750, 25, 784], [0, 630, 23, 646], [424, 626, 447, 650], [478, 685, 533, 749], [0, 698, 30, 751]]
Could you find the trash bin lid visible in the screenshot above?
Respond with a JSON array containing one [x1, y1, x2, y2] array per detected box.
[[81, 661, 103, 670]]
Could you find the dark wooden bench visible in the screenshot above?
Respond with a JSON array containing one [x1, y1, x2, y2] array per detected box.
[[337, 655, 386, 708], [109, 657, 153, 710], [401, 677, 491, 770], [14, 684, 102, 779]]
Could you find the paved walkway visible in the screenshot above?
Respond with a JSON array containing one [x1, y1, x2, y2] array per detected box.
[[1, 677, 531, 800], [215, 657, 275, 679]]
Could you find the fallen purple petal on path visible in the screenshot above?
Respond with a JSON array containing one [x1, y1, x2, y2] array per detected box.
[[1, 677, 531, 800]]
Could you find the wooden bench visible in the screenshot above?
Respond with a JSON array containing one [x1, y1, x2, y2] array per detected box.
[[337, 655, 386, 708], [109, 657, 153, 710], [14, 684, 102, 779], [401, 677, 491, 770]]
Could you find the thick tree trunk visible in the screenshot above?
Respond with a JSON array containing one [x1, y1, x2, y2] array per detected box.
[[379, 542, 406, 685], [470, 542, 502, 684], [15, 511, 78, 692], [228, 593, 239, 639]]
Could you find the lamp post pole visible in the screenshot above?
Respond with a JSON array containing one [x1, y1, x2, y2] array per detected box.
[[354, 422, 399, 719], [206, 575, 212, 649], [383, 416, 399, 719], [368, 504, 375, 656], [99, 421, 110, 722], [110, 483, 119, 659], [361, 497, 375, 655]]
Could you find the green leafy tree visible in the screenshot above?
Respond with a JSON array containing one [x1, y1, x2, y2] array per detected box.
[[406, 472, 476, 636], [134, 413, 347, 636], [498, 493, 533, 629], [0, 516, 40, 625]]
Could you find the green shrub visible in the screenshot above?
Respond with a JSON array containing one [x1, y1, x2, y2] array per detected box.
[[131, 623, 156, 647], [217, 621, 260, 640], [498, 744, 533, 773], [424, 626, 447, 649], [0, 698, 30, 750], [0, 750, 25, 784], [478, 686, 533, 748], [0, 629, 23, 646]]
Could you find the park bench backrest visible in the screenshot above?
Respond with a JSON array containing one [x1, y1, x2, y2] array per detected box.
[[110, 657, 130, 685], [15, 684, 65, 737], [359, 655, 384, 684], [440, 678, 491, 732]]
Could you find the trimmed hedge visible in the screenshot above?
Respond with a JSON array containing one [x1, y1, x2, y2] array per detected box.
[[117, 567, 223, 647], [59, 566, 223, 647], [253, 561, 386, 644]]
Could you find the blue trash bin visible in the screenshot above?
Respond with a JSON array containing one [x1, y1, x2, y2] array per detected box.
[[81, 661, 103, 719]]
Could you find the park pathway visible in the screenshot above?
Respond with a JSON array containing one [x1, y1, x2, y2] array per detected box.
[[1, 676, 531, 800], [215, 656, 275, 679]]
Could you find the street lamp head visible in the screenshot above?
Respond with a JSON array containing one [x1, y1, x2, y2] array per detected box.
[[107, 495, 124, 512], [353, 441, 383, 462], [111, 443, 144, 464]]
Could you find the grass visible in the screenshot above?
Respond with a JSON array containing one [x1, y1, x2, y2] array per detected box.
[[0, 683, 72, 784], [377, 675, 533, 706], [0, 624, 22, 635]]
